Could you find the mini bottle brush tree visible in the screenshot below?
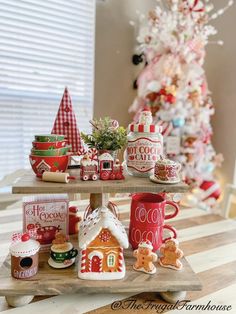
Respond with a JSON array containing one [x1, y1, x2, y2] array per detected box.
[[129, 0, 233, 208]]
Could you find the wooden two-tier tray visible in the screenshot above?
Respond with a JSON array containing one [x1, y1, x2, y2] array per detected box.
[[0, 172, 202, 307]]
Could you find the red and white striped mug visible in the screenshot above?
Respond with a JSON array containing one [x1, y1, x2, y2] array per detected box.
[[129, 193, 179, 251]]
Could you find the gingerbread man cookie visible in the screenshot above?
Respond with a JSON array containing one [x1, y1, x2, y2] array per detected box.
[[52, 232, 69, 251], [159, 238, 183, 271], [133, 240, 157, 274]]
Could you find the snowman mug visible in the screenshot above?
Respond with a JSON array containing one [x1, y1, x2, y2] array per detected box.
[[129, 193, 179, 251]]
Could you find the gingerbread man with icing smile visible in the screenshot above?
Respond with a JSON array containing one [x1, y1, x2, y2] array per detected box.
[[133, 240, 157, 274]]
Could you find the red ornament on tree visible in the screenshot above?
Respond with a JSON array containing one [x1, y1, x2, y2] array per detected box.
[[51, 87, 85, 155], [165, 94, 176, 104], [159, 89, 166, 96]]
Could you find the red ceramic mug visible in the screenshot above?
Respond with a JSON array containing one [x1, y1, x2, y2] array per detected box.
[[129, 193, 179, 251]]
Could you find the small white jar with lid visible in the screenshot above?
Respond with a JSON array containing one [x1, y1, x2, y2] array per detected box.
[[126, 107, 163, 177], [10, 233, 40, 279]]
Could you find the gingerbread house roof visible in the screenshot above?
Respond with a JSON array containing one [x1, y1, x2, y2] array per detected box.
[[79, 206, 129, 249]]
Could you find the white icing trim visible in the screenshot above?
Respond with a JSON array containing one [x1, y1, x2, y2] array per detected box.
[[156, 159, 178, 165], [139, 241, 153, 250], [10, 248, 40, 258], [81, 160, 98, 167], [88, 250, 103, 259], [78, 269, 125, 280], [98, 153, 114, 161], [10, 239, 40, 257], [133, 265, 156, 274], [159, 259, 182, 271], [104, 250, 118, 255], [107, 253, 116, 267]]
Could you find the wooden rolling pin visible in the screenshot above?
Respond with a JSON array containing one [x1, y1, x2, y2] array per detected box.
[[38, 172, 76, 183]]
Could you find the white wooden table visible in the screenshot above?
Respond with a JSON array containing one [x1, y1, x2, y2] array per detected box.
[[0, 198, 236, 313]]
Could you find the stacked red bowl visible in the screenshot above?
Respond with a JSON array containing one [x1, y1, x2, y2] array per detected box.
[[29, 134, 71, 176]]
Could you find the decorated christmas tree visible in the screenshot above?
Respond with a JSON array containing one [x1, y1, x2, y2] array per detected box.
[[52, 87, 85, 156], [129, 0, 233, 207]]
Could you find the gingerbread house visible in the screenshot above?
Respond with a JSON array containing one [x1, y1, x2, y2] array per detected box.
[[78, 206, 129, 280]]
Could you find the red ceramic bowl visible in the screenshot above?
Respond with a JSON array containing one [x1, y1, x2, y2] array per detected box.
[[29, 154, 70, 176], [32, 140, 67, 150]]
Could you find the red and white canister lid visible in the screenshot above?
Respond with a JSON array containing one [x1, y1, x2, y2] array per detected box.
[[129, 106, 162, 133], [126, 106, 163, 177], [10, 234, 40, 257], [128, 123, 161, 133]]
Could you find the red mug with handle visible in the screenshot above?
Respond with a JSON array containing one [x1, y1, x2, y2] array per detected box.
[[129, 193, 179, 251]]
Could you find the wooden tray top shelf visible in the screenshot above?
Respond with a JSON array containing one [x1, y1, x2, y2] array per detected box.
[[12, 171, 189, 195]]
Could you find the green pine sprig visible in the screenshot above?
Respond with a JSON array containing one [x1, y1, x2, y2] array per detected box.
[[81, 117, 127, 151]]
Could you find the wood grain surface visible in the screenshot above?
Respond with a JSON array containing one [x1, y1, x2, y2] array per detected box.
[[0, 248, 201, 296], [0, 198, 236, 313]]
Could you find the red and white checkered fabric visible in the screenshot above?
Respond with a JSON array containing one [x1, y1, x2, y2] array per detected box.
[[51, 87, 85, 155]]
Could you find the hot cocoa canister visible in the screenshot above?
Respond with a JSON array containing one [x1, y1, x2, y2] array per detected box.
[[126, 107, 163, 177], [10, 233, 40, 279]]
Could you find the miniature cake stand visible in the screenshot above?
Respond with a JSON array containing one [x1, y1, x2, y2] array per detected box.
[[0, 171, 202, 307]]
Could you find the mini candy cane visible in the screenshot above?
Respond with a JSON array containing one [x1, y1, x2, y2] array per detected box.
[[77, 148, 86, 156], [157, 121, 173, 137], [111, 119, 119, 129], [88, 148, 98, 161], [11, 232, 22, 243], [184, 0, 205, 13]]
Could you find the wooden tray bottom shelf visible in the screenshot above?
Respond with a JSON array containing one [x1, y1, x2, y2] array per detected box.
[[0, 241, 201, 296]]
